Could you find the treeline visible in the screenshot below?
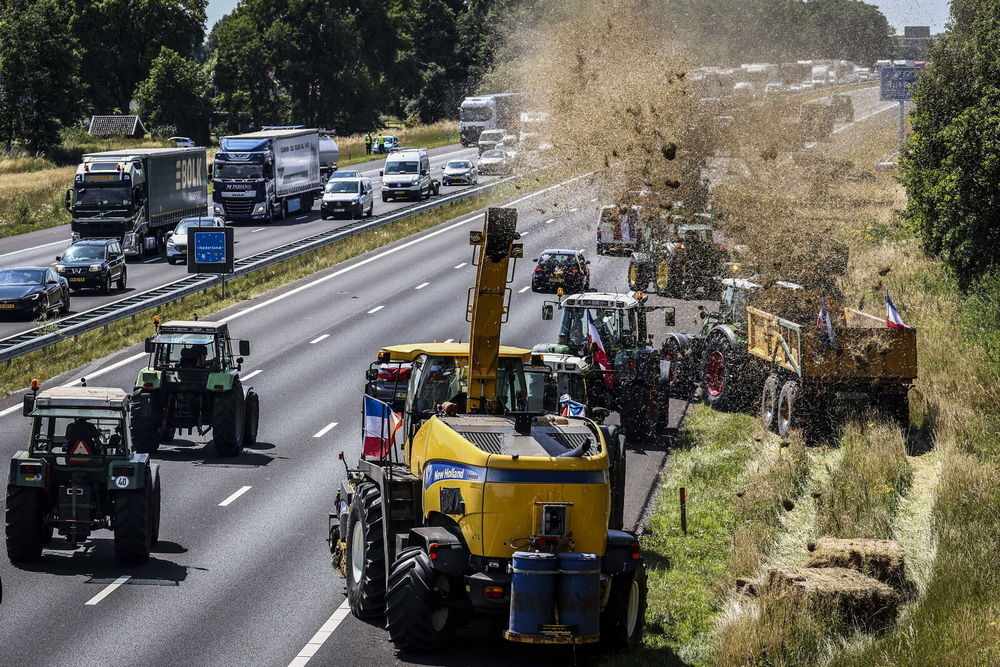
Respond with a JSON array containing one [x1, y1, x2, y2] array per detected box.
[[0, 0, 893, 153]]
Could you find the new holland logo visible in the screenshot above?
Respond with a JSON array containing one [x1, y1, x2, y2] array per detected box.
[[424, 462, 482, 488]]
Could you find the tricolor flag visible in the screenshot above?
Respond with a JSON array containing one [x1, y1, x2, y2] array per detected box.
[[885, 290, 910, 329], [362, 394, 403, 458], [816, 291, 838, 349], [559, 394, 587, 416], [587, 310, 614, 388]]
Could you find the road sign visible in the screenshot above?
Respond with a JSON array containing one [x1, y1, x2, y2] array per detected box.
[[880, 66, 922, 101], [187, 226, 234, 274]]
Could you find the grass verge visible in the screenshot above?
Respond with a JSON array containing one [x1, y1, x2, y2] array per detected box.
[[0, 181, 519, 398], [336, 121, 460, 167]]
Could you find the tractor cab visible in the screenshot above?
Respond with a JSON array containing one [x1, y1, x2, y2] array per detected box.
[[542, 291, 675, 357], [704, 278, 803, 333]]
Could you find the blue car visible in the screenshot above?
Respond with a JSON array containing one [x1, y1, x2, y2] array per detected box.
[[374, 135, 399, 154]]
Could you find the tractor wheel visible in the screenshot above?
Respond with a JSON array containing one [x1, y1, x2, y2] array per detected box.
[[242, 390, 260, 447], [654, 259, 672, 296], [113, 468, 153, 566], [5, 485, 46, 563], [776, 381, 799, 438], [662, 338, 689, 398], [345, 482, 387, 620], [600, 562, 648, 652], [150, 465, 161, 547], [702, 336, 739, 411], [386, 547, 458, 653], [627, 263, 645, 292], [760, 374, 780, 432], [212, 384, 245, 457], [131, 408, 161, 454], [618, 398, 648, 447]]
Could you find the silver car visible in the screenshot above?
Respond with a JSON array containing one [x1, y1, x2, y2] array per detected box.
[[165, 216, 226, 265], [321, 177, 374, 219], [478, 149, 513, 176], [441, 160, 478, 185]]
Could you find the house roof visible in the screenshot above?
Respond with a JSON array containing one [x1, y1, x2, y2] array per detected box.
[[88, 115, 147, 137]]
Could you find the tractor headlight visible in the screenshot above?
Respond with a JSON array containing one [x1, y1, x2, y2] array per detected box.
[[540, 504, 569, 537]]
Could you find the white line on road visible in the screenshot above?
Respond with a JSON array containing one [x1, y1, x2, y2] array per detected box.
[[454, 262, 467, 269], [296, 215, 309, 220], [313, 422, 338, 438], [0, 404, 21, 418], [287, 599, 352, 667], [414, 282, 430, 290], [309, 334, 329, 344], [518, 286, 531, 293], [367, 305, 384, 314], [832, 103, 897, 134], [544, 219, 554, 224], [242, 369, 263, 381], [251, 228, 265, 233], [142, 257, 160, 264], [444, 338, 454, 343], [519, 231, 528, 236], [219, 486, 252, 507], [85, 576, 131, 605], [64, 352, 147, 388], [0, 239, 65, 260], [569, 208, 578, 212], [589, 198, 598, 202], [219, 172, 592, 326]]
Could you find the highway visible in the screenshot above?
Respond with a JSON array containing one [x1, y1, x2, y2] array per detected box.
[[0, 144, 488, 340]]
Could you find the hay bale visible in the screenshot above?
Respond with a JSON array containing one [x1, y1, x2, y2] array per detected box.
[[762, 565, 900, 630], [806, 537, 910, 593]]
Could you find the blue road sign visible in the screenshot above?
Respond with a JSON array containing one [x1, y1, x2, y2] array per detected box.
[[880, 67, 922, 101], [193, 230, 227, 264]]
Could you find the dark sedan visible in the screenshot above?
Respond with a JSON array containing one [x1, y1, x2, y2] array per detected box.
[[0, 267, 70, 318], [55, 239, 127, 293], [531, 249, 591, 294]]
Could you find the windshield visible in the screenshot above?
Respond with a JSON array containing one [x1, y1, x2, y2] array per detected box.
[[329, 171, 360, 179], [61, 245, 106, 262], [31, 416, 126, 454], [539, 253, 577, 266], [75, 186, 131, 207], [215, 163, 263, 179], [461, 107, 493, 122], [221, 137, 269, 151], [558, 307, 626, 351], [407, 355, 528, 415], [152, 335, 221, 369], [480, 131, 504, 141], [482, 150, 505, 159], [385, 161, 418, 175], [174, 218, 216, 233], [0, 269, 44, 286], [326, 181, 360, 193], [446, 161, 472, 169]]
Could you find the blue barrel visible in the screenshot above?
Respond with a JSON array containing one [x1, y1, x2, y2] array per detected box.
[[557, 552, 601, 639], [509, 551, 558, 635]]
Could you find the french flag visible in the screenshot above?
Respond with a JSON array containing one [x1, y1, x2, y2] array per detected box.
[[816, 291, 838, 349], [362, 394, 402, 458], [559, 394, 586, 416], [587, 310, 614, 388], [885, 290, 910, 328]]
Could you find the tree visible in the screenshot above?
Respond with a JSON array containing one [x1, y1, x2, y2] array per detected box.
[[900, 0, 1000, 290], [71, 0, 207, 113], [0, 0, 82, 152], [135, 47, 212, 143]]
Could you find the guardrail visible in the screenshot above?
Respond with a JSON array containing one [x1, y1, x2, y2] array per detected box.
[[0, 173, 520, 364]]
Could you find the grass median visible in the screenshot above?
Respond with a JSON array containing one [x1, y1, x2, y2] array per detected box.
[[0, 180, 522, 397]]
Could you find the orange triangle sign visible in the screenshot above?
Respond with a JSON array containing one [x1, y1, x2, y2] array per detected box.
[[68, 440, 94, 455]]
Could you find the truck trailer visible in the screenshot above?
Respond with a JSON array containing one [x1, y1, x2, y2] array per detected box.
[[66, 148, 208, 257], [212, 128, 324, 224], [459, 93, 524, 145]]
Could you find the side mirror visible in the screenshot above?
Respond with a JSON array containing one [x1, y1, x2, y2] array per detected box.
[[542, 304, 554, 321], [592, 407, 610, 423], [236, 357, 244, 366], [365, 368, 379, 382], [238, 340, 251, 356], [55, 256, 61, 261], [698, 309, 708, 321], [664, 307, 676, 327], [532, 258, 538, 262], [379, 170, 383, 177], [64, 188, 72, 211], [144, 337, 155, 354], [420, 169, 428, 176], [22, 394, 35, 417]]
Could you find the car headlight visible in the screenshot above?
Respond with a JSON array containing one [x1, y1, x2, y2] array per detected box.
[[89, 264, 102, 272], [213, 203, 224, 214], [27, 293, 40, 300], [167, 237, 176, 246], [55, 265, 64, 273], [253, 202, 267, 214]]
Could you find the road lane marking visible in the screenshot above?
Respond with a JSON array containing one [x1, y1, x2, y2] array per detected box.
[[519, 286, 531, 293], [220, 172, 592, 325], [0, 404, 21, 418], [569, 208, 578, 212], [519, 231, 528, 236], [288, 599, 352, 667], [143, 257, 160, 264], [219, 486, 252, 507], [589, 198, 597, 202], [64, 352, 147, 387], [444, 338, 454, 343], [251, 228, 266, 233], [296, 215, 309, 220], [415, 282, 430, 289], [85, 575, 131, 605], [242, 369, 263, 381], [313, 422, 338, 438], [367, 305, 384, 314], [544, 219, 554, 224], [832, 103, 897, 134], [309, 334, 329, 344], [454, 262, 467, 269], [0, 239, 65, 260]]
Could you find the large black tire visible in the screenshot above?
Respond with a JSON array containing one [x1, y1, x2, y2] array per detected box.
[[101, 273, 112, 294], [654, 258, 672, 296], [627, 262, 647, 292], [212, 384, 245, 457], [776, 380, 799, 438], [59, 291, 71, 314], [150, 465, 161, 547], [345, 482, 387, 620], [702, 335, 739, 411], [242, 390, 259, 446], [601, 563, 648, 652], [662, 337, 687, 398], [117, 267, 127, 291], [5, 485, 46, 563], [113, 468, 153, 566], [131, 410, 161, 454], [760, 374, 780, 433], [386, 547, 458, 653]]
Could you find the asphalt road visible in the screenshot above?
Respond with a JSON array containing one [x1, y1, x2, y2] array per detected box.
[[0, 144, 489, 340]]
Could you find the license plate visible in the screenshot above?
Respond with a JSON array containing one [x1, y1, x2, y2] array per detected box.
[[395, 191, 406, 196], [551, 278, 564, 283], [69, 277, 86, 282], [0, 303, 13, 309]]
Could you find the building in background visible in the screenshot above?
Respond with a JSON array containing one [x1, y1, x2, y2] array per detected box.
[[897, 26, 932, 61]]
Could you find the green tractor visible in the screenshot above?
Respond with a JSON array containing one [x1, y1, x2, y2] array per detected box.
[[628, 212, 729, 299], [6, 383, 161, 565], [132, 318, 259, 456]]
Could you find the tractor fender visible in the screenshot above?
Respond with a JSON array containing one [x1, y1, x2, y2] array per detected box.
[[134, 367, 161, 391], [9, 452, 46, 488], [408, 524, 468, 576], [707, 324, 738, 349], [206, 371, 236, 392], [603, 529, 641, 576], [630, 250, 652, 266], [106, 456, 149, 491]]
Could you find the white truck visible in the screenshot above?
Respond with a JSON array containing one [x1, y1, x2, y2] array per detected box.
[[459, 93, 524, 146]]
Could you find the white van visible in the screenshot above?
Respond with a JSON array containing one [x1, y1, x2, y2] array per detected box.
[[380, 149, 440, 202]]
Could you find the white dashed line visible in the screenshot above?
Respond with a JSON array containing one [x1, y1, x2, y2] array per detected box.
[[367, 305, 384, 314], [219, 486, 252, 507], [309, 334, 329, 344], [313, 422, 338, 438], [519, 231, 528, 237], [454, 262, 467, 269], [519, 286, 531, 293], [544, 219, 554, 224], [0, 240, 66, 259], [85, 576, 131, 606], [287, 600, 352, 667], [415, 282, 430, 290], [296, 215, 308, 220], [242, 369, 263, 381], [0, 404, 21, 418], [251, 228, 265, 233], [64, 352, 147, 387], [569, 208, 579, 212], [444, 338, 454, 343], [143, 257, 160, 264]]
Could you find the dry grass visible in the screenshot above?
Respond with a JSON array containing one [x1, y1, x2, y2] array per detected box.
[[0, 156, 56, 175], [336, 121, 459, 165]]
